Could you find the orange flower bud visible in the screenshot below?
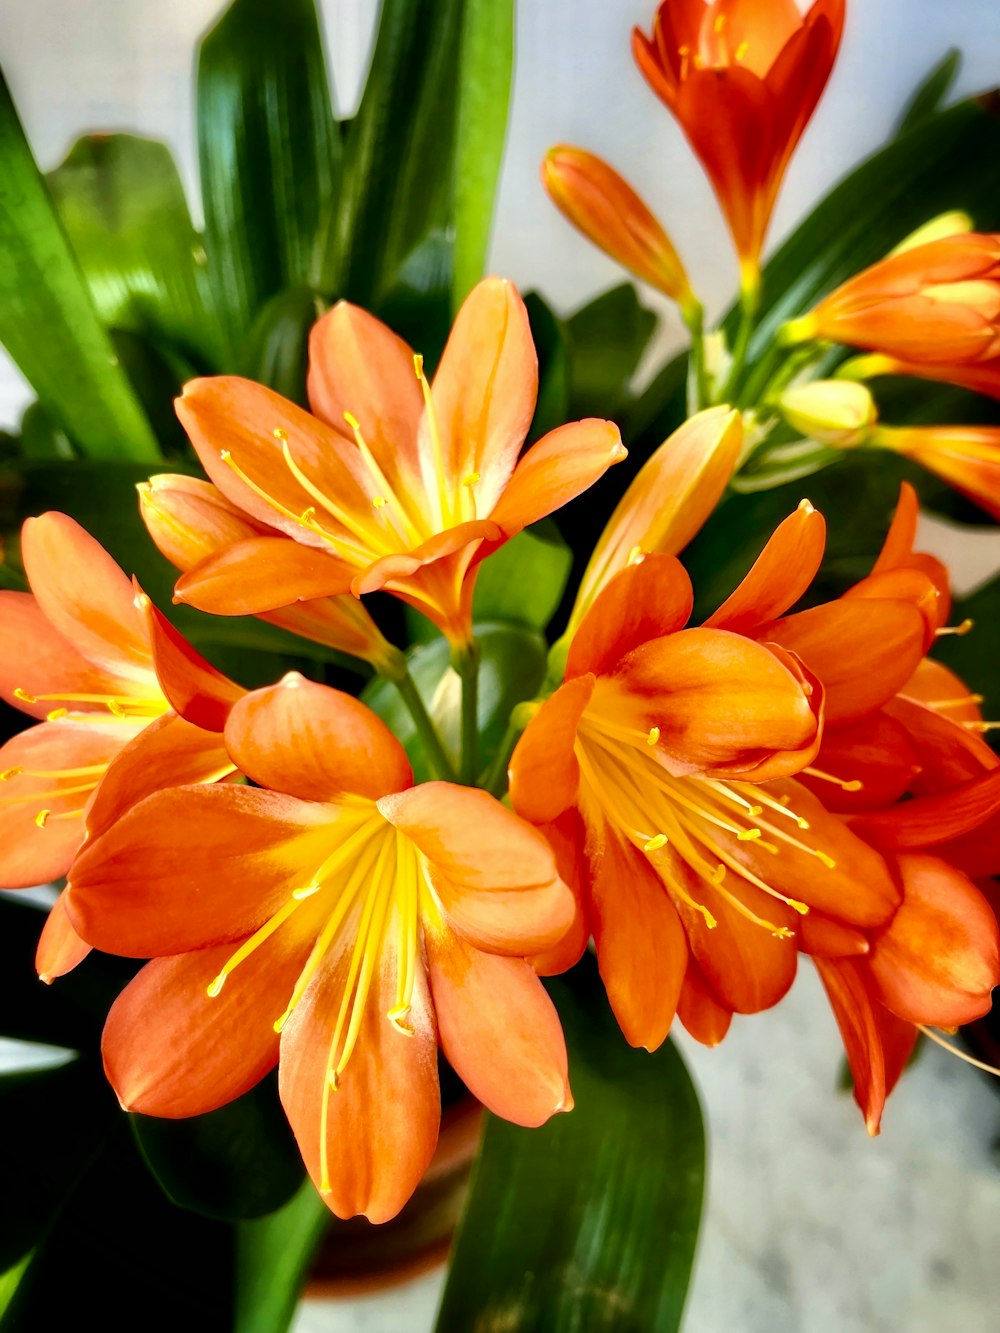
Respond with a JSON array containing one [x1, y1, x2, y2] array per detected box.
[[875, 423, 1000, 522]]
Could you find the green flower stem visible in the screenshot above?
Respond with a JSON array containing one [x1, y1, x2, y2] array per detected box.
[[723, 274, 761, 403], [451, 636, 481, 785], [386, 662, 457, 783], [682, 299, 710, 410]]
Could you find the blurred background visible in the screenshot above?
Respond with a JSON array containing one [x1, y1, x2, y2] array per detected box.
[[2, 2, 1000, 1328]]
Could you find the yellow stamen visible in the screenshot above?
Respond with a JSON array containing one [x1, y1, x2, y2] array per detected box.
[[273, 427, 288, 441], [936, 618, 974, 637], [646, 727, 660, 746], [917, 1025, 1000, 1077], [644, 833, 668, 852], [206, 896, 302, 998], [13, 687, 36, 704], [34, 809, 50, 828], [463, 471, 480, 487], [737, 828, 762, 842], [804, 766, 863, 793], [414, 353, 452, 528], [372, 496, 387, 509], [46, 709, 69, 722], [735, 40, 748, 60], [626, 545, 644, 566], [0, 767, 22, 780]]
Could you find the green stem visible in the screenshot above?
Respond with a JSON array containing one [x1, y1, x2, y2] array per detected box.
[[682, 299, 710, 410], [723, 275, 761, 403], [389, 666, 457, 783], [481, 720, 520, 798], [451, 637, 480, 785]]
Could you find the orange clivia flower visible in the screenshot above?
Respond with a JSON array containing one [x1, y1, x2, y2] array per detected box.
[[542, 147, 696, 312], [633, 0, 845, 279], [67, 676, 574, 1223], [138, 474, 400, 668], [172, 278, 626, 645], [786, 233, 1000, 371], [872, 424, 1000, 522]]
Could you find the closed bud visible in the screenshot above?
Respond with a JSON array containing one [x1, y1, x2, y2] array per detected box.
[[780, 381, 877, 448]]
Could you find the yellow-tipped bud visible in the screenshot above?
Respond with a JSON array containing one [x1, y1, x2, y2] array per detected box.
[[889, 211, 973, 256], [779, 380, 877, 448]]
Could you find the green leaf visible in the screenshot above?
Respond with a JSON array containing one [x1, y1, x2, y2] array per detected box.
[[197, 0, 339, 344], [933, 572, 1000, 712], [363, 621, 547, 781], [242, 285, 323, 405], [437, 955, 705, 1332], [524, 292, 570, 442], [46, 134, 223, 368], [566, 284, 659, 421], [17, 405, 74, 461], [473, 524, 573, 631], [895, 49, 962, 137], [325, 0, 464, 306], [132, 1077, 304, 1222], [0, 73, 160, 461], [451, 0, 515, 307], [234, 1179, 330, 1333]]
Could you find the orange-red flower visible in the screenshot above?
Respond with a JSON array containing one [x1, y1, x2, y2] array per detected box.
[[541, 147, 695, 311], [66, 676, 574, 1222], [0, 512, 241, 978], [872, 425, 1000, 522], [138, 474, 401, 668], [633, 0, 845, 277], [171, 278, 626, 645], [786, 233, 1000, 371]]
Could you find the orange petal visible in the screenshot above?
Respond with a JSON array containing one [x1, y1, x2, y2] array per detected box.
[[307, 300, 424, 497], [278, 927, 440, 1222], [21, 513, 154, 681], [0, 719, 130, 889], [813, 956, 889, 1135], [800, 711, 921, 813], [101, 938, 308, 1117], [871, 481, 919, 575], [36, 891, 91, 982], [605, 627, 817, 776], [566, 552, 694, 680], [868, 854, 1000, 1026], [572, 407, 741, 628], [706, 501, 827, 634], [84, 713, 236, 843], [508, 675, 595, 824], [425, 911, 571, 1126], [762, 599, 926, 723], [138, 588, 243, 729], [138, 473, 277, 573], [224, 675, 411, 802], [487, 418, 627, 539], [588, 824, 688, 1050], [851, 766, 1000, 853], [797, 913, 870, 958], [529, 810, 590, 976], [886, 693, 996, 794], [68, 784, 333, 957], [379, 783, 574, 954], [428, 278, 537, 515], [175, 536, 353, 614], [843, 566, 943, 648], [350, 519, 498, 596], [676, 957, 733, 1047]]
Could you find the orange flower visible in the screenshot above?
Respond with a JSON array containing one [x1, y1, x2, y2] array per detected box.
[[0, 512, 241, 978], [632, 0, 845, 278], [872, 425, 1000, 522], [172, 278, 626, 645], [66, 676, 574, 1222], [541, 147, 695, 311], [842, 351, 1000, 403], [138, 474, 401, 669], [786, 233, 1000, 368]]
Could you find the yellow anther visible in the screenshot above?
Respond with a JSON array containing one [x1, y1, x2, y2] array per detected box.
[[292, 883, 321, 900], [344, 411, 361, 430], [709, 864, 726, 885], [748, 804, 763, 817], [0, 767, 22, 781], [388, 1004, 414, 1036], [804, 766, 863, 792], [737, 828, 762, 842], [772, 927, 795, 939], [462, 471, 480, 487], [841, 780, 863, 792], [936, 618, 974, 637], [714, 12, 725, 31], [14, 688, 37, 704], [372, 496, 388, 509], [107, 700, 129, 717], [206, 974, 226, 998], [34, 809, 51, 828], [328, 1070, 340, 1092], [646, 727, 661, 746], [300, 507, 316, 523], [46, 709, 68, 722], [413, 353, 425, 380], [788, 899, 810, 916], [700, 906, 718, 929], [272, 1012, 290, 1035], [220, 449, 231, 462], [644, 833, 668, 852], [815, 851, 837, 870], [735, 40, 749, 59], [626, 545, 644, 566], [796, 817, 810, 830], [273, 427, 288, 441]]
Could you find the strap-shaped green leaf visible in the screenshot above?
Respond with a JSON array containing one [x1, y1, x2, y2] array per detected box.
[[452, 0, 515, 308], [234, 1180, 330, 1333], [197, 0, 339, 347], [436, 955, 705, 1332], [0, 74, 159, 461], [47, 134, 223, 369]]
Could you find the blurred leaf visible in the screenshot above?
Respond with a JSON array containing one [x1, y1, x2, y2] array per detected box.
[[17, 405, 74, 461], [234, 1178, 330, 1333], [197, 0, 339, 343], [436, 954, 704, 1332], [524, 292, 570, 441], [108, 329, 195, 459], [46, 133, 222, 367], [242, 285, 323, 404], [895, 49, 962, 137], [0, 1118, 235, 1330], [452, 0, 515, 307], [376, 230, 455, 364], [0, 73, 159, 462], [933, 572, 1000, 710], [363, 621, 547, 780], [567, 284, 658, 422], [473, 524, 573, 631], [132, 1076, 304, 1222], [325, 0, 464, 305]]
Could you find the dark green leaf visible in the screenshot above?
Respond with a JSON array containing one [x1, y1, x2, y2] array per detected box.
[[437, 955, 705, 1332], [933, 572, 1000, 712], [473, 523, 573, 631], [0, 73, 159, 461], [17, 405, 74, 461], [132, 1077, 304, 1222], [566, 284, 659, 421], [234, 1179, 330, 1333], [325, 0, 464, 305], [452, 0, 515, 307], [363, 621, 547, 780], [524, 292, 570, 441], [197, 0, 339, 343], [242, 285, 323, 405], [46, 133, 222, 368], [895, 49, 962, 137]]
